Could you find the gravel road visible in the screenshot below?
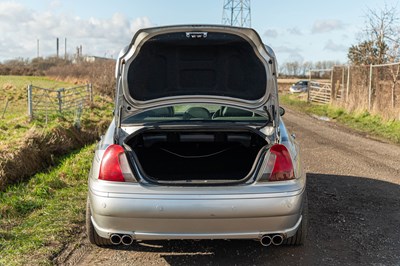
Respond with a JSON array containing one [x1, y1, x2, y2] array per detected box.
[[57, 107, 400, 266]]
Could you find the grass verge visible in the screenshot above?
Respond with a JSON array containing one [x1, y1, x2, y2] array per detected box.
[[0, 144, 94, 265], [280, 94, 400, 144]]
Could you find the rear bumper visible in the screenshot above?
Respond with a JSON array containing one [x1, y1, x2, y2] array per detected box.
[[91, 215, 303, 240], [89, 184, 306, 240]]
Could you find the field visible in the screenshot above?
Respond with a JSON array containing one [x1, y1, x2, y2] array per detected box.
[[0, 75, 113, 189], [0, 76, 76, 149], [277, 78, 298, 92]]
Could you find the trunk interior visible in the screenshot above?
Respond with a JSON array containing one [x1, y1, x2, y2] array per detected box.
[[126, 129, 268, 183]]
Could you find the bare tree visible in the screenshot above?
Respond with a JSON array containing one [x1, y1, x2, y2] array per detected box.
[[314, 60, 339, 70], [301, 61, 313, 76], [366, 4, 400, 62], [278, 63, 288, 76], [279, 61, 301, 76], [348, 4, 400, 65], [287, 61, 301, 76], [278, 61, 340, 77]]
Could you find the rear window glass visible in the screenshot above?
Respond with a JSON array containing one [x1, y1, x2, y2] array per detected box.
[[296, 81, 308, 86], [122, 104, 268, 124]]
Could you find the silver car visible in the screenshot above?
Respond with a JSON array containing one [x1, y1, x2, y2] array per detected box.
[[86, 25, 307, 248], [289, 80, 309, 93]]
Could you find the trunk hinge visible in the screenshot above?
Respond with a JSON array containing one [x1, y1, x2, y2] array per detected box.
[[114, 105, 123, 144], [262, 105, 280, 143], [114, 76, 124, 144], [271, 105, 280, 143]]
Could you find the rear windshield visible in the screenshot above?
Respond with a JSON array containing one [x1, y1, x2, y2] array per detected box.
[[127, 32, 266, 101], [122, 104, 268, 124]]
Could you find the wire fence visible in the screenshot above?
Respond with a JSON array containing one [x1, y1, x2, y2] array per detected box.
[[308, 62, 400, 120], [27, 84, 93, 124]]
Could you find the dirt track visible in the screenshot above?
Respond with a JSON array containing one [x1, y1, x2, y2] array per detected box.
[[57, 107, 400, 266]]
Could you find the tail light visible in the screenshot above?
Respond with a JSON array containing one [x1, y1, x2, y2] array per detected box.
[[99, 144, 131, 182], [259, 144, 295, 182]]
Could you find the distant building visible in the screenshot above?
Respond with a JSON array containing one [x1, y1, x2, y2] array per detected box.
[[72, 55, 115, 64], [83, 56, 115, 63]]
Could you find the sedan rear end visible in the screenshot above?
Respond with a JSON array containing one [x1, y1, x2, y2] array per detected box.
[[86, 25, 307, 248]]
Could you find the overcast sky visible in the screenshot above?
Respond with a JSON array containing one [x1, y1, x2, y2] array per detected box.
[[0, 0, 398, 63]]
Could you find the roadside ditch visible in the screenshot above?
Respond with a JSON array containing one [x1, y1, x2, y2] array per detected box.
[[0, 120, 110, 191]]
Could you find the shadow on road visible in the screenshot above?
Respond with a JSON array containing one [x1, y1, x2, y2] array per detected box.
[[102, 173, 399, 265]]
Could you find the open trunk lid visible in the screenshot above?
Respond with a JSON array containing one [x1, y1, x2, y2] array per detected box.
[[115, 25, 279, 117]]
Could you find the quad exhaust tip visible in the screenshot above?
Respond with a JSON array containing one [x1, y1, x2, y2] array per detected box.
[[260, 235, 272, 246], [110, 234, 134, 246], [260, 234, 284, 246], [110, 234, 122, 245], [121, 234, 134, 246], [271, 234, 284, 246]]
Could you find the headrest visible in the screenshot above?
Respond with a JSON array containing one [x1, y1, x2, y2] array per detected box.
[[183, 107, 211, 119], [222, 107, 253, 117]]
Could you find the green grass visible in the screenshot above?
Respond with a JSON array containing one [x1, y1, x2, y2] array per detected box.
[[0, 76, 74, 150], [0, 76, 114, 264], [0, 75, 73, 117], [280, 94, 400, 144], [0, 144, 95, 265], [0, 76, 77, 148], [0, 76, 113, 150]]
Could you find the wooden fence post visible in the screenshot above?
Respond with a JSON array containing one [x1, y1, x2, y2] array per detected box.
[[368, 64, 373, 111], [330, 68, 334, 103], [341, 66, 345, 100], [307, 70, 311, 103], [346, 66, 350, 101], [88, 83, 93, 103], [57, 88, 63, 113], [27, 84, 33, 120]]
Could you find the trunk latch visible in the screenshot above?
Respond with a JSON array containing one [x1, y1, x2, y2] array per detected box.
[[186, 32, 208, 39]]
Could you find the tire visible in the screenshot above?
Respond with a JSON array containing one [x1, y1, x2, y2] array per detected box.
[[285, 192, 308, 246], [86, 197, 112, 246]]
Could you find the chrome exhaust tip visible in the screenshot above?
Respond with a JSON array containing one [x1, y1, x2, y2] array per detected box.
[[121, 235, 134, 246], [260, 235, 272, 247], [271, 234, 284, 246], [110, 234, 122, 245]]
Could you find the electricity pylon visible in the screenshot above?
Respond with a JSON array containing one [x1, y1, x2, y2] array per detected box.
[[222, 0, 251, 27]]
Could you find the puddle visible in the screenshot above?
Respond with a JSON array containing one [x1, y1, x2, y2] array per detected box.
[[311, 115, 330, 121]]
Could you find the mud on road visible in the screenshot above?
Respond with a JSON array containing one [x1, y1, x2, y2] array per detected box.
[[57, 108, 400, 266]]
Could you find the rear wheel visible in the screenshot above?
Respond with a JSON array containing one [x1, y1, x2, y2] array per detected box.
[[86, 197, 111, 246], [285, 192, 308, 246]]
